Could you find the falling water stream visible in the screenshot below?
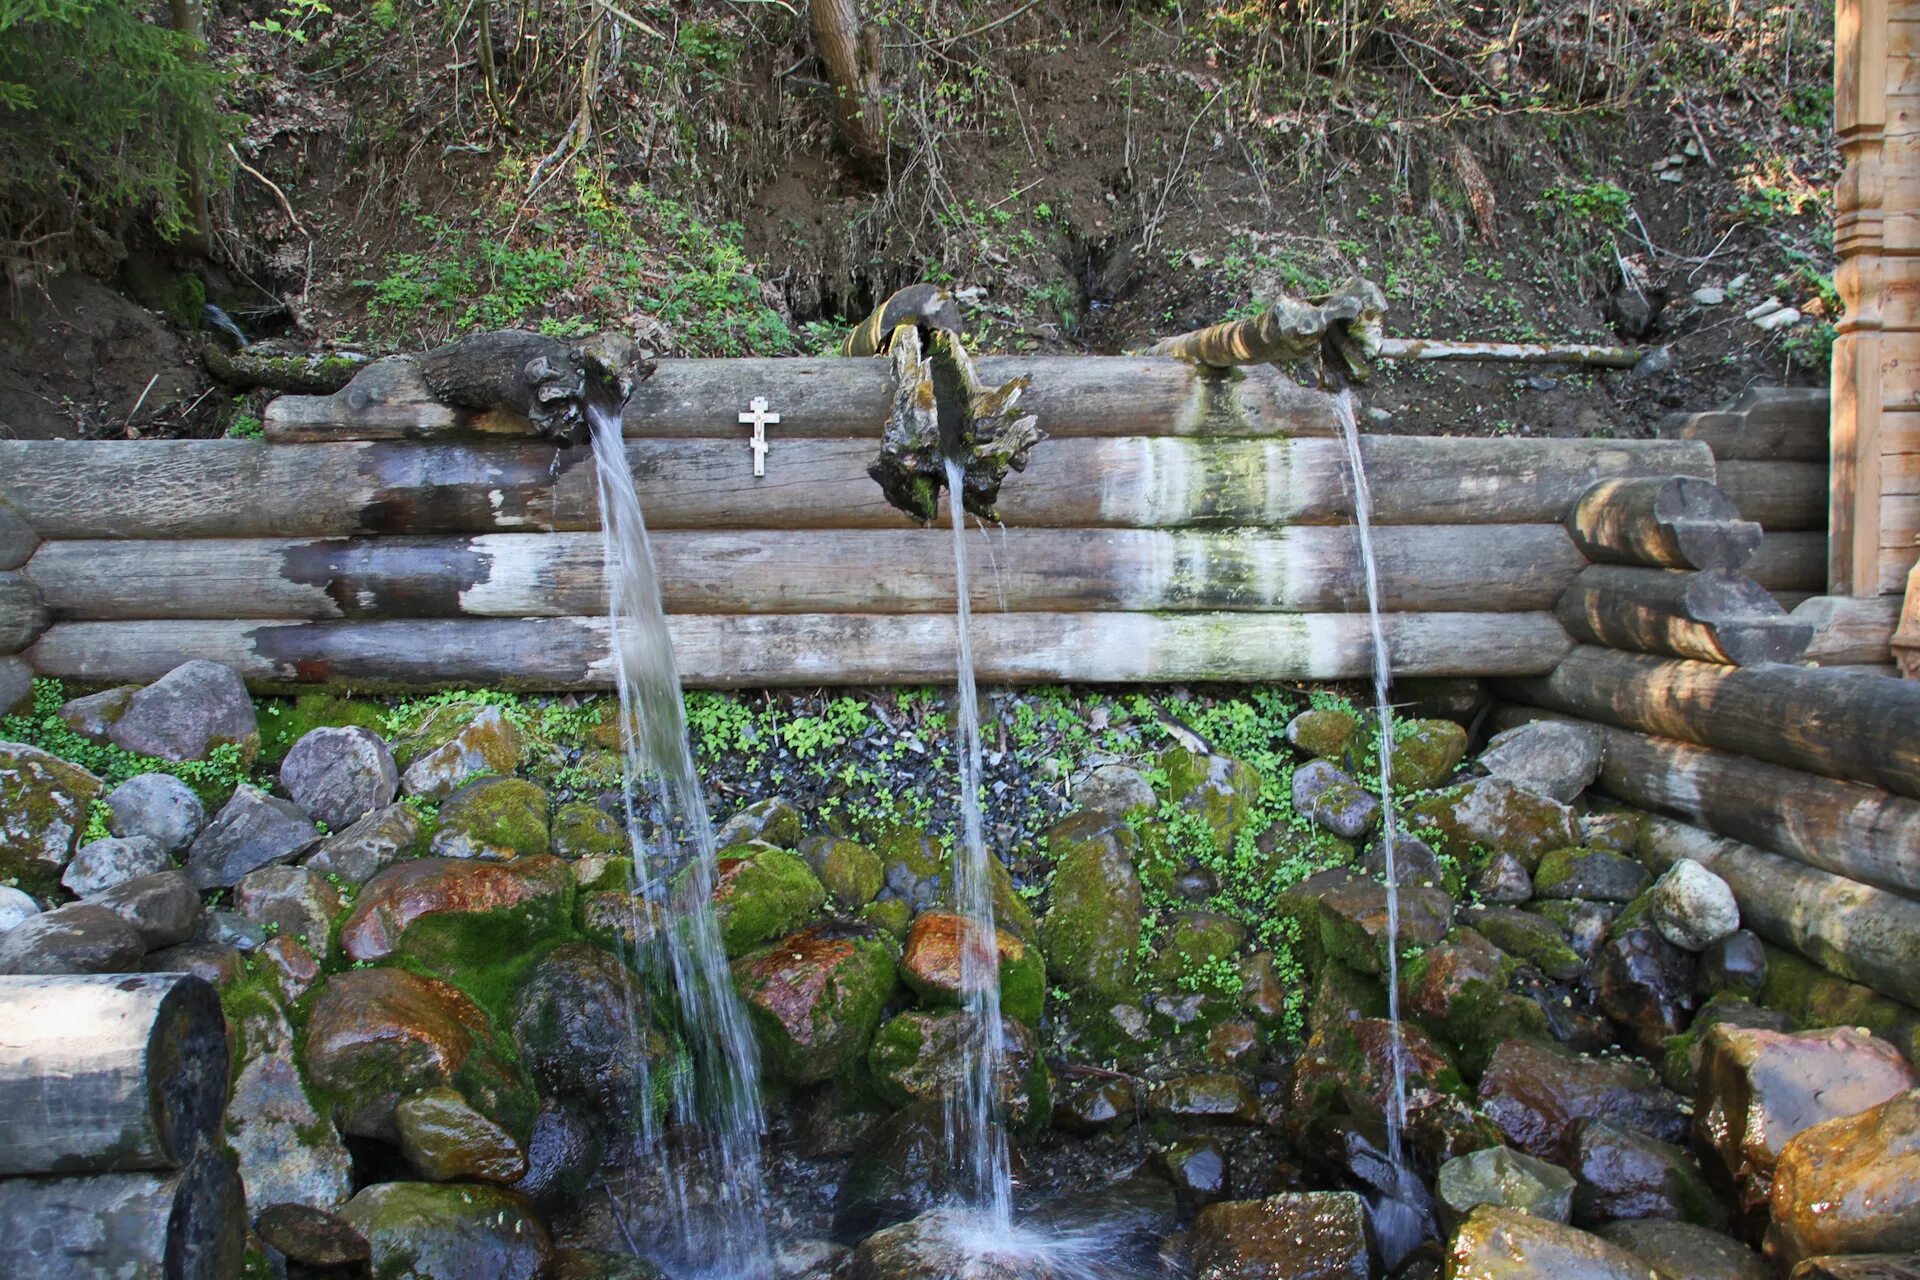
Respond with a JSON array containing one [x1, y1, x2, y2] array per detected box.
[[587, 391, 770, 1278]]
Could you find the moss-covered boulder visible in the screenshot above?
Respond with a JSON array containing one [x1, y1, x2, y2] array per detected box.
[[689, 843, 827, 957], [899, 910, 1044, 1024], [859, 896, 912, 941], [1291, 1017, 1481, 1157], [1157, 747, 1261, 859], [338, 855, 574, 983], [1464, 907, 1584, 982], [732, 922, 899, 1083], [1038, 810, 1143, 1000], [1407, 778, 1579, 872], [1476, 1039, 1689, 1159], [395, 1086, 528, 1184], [428, 777, 550, 861], [1287, 708, 1359, 760], [800, 834, 885, 909], [1391, 718, 1470, 790], [715, 797, 802, 849], [1144, 910, 1247, 990], [257, 691, 390, 765], [867, 1009, 1051, 1132], [508, 941, 675, 1127], [869, 824, 946, 910], [397, 705, 527, 802], [303, 966, 535, 1143], [550, 803, 624, 859], [1659, 993, 1791, 1096], [1533, 848, 1651, 902], [0, 741, 102, 896], [338, 1181, 551, 1280], [1445, 1206, 1652, 1280], [1314, 878, 1454, 976], [1401, 929, 1547, 1078]]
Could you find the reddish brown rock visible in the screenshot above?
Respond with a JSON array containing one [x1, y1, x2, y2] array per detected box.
[[1478, 1039, 1689, 1158], [1186, 1192, 1369, 1280], [338, 855, 571, 965], [732, 923, 899, 1084], [897, 910, 1042, 1023], [1292, 1017, 1468, 1134], [1768, 1090, 1920, 1269], [1314, 876, 1454, 975]]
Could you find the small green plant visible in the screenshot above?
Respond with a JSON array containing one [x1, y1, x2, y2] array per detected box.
[[225, 413, 264, 441], [1541, 180, 1632, 228]]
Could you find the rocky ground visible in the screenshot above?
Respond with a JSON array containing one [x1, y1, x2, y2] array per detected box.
[[3, 664, 1917, 1278]]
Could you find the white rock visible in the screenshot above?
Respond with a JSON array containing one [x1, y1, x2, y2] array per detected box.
[[1691, 287, 1726, 306], [0, 885, 40, 934], [1745, 297, 1785, 321], [1647, 858, 1740, 951], [1753, 307, 1802, 333], [62, 835, 171, 898]]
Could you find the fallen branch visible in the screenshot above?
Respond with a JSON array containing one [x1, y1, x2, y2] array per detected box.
[[1376, 338, 1643, 368]]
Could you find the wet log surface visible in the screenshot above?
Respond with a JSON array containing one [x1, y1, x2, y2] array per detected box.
[[1555, 565, 1812, 665], [0, 1149, 245, 1280]]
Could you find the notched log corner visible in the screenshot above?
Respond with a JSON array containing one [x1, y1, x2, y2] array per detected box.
[[1149, 277, 1388, 382]]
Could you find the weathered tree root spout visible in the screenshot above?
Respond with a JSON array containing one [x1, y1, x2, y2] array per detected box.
[[1149, 277, 1388, 382], [415, 329, 655, 445]]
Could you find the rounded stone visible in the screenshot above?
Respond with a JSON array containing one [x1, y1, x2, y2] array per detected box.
[[0, 884, 40, 933], [337, 1182, 550, 1280], [1436, 1145, 1577, 1235], [1646, 858, 1740, 952], [0, 901, 144, 974], [61, 835, 170, 898], [106, 659, 260, 764], [104, 772, 206, 855], [280, 726, 398, 832]]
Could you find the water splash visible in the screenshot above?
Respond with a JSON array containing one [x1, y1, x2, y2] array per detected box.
[[943, 455, 1016, 1230], [586, 393, 770, 1277]]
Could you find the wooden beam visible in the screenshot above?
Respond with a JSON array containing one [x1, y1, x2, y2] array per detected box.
[[1713, 460, 1829, 531], [0, 1150, 245, 1280], [1743, 531, 1827, 594], [1793, 594, 1901, 665], [0, 974, 227, 1175], [23, 611, 1574, 690], [1555, 565, 1812, 666], [1491, 704, 1920, 901], [1657, 387, 1829, 461], [25, 525, 1583, 621], [1504, 645, 1920, 800], [264, 356, 1344, 442], [1566, 476, 1760, 570], [0, 436, 1717, 539]]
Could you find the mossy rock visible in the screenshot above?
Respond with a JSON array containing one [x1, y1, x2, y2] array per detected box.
[[1287, 708, 1359, 760], [867, 823, 946, 910], [716, 798, 802, 849], [799, 835, 885, 910], [1405, 779, 1579, 873], [257, 692, 390, 765], [1465, 908, 1583, 983], [1759, 943, 1920, 1059], [0, 742, 103, 897], [866, 1009, 1051, 1135], [1038, 811, 1143, 1000], [390, 701, 491, 768], [732, 923, 899, 1084], [1659, 992, 1792, 1095], [899, 911, 1046, 1025], [550, 803, 624, 860], [1531, 847, 1649, 903], [1390, 719, 1469, 791], [1143, 911, 1248, 989], [1156, 747, 1261, 859], [858, 897, 912, 941], [1307, 959, 1389, 1035], [694, 844, 827, 957], [430, 777, 551, 861]]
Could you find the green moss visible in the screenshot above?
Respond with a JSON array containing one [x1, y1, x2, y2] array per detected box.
[[1143, 911, 1247, 990], [999, 942, 1046, 1025], [551, 802, 624, 859], [802, 835, 884, 909], [859, 897, 912, 940], [1760, 944, 1920, 1058], [386, 889, 577, 1031], [1288, 708, 1358, 759], [1307, 959, 1389, 1034], [1038, 812, 1143, 1000], [1155, 746, 1260, 860], [433, 777, 551, 859], [1469, 910, 1583, 982], [698, 844, 827, 957], [256, 692, 389, 765], [1389, 719, 1468, 790], [736, 930, 898, 1083]]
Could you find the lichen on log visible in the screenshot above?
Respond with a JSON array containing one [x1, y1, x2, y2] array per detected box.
[[200, 342, 375, 394]]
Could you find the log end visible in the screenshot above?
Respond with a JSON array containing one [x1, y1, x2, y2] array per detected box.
[[1669, 515, 1764, 572], [144, 974, 230, 1169], [169, 1148, 248, 1280]]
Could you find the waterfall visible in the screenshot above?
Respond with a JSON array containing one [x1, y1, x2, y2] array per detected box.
[[586, 393, 769, 1278]]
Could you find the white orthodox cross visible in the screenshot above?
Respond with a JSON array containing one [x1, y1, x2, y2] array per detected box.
[[738, 396, 780, 477]]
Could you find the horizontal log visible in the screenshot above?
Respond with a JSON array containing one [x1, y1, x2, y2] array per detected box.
[[1656, 387, 1829, 462], [1794, 594, 1901, 666], [27, 526, 1584, 620], [1714, 459, 1828, 530], [1742, 531, 1826, 593], [0, 436, 1717, 538], [0, 497, 34, 571], [1567, 475, 1760, 569], [264, 356, 1343, 441], [0, 973, 228, 1176], [1635, 813, 1920, 1010], [24, 612, 1574, 690], [0, 570, 47, 654], [0, 1150, 245, 1279], [1503, 645, 1920, 800], [1554, 565, 1812, 665], [1490, 705, 1920, 900]]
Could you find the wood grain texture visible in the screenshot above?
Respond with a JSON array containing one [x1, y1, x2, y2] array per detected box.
[[1743, 531, 1827, 594], [1656, 387, 1828, 461], [1555, 565, 1812, 665], [1567, 475, 1760, 570], [26, 525, 1583, 620], [0, 570, 48, 654], [1793, 593, 1901, 665], [0, 1148, 245, 1280], [1713, 460, 1830, 531], [24, 612, 1573, 690]]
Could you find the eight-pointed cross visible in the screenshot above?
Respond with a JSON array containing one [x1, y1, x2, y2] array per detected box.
[[738, 396, 780, 477]]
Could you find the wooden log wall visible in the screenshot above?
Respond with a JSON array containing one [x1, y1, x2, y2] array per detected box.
[[0, 354, 1730, 690]]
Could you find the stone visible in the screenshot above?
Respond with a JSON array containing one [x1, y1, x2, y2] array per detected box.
[[1581, 813, 1640, 855], [1698, 930, 1767, 999], [305, 802, 422, 885], [836, 1209, 1029, 1280], [56, 685, 136, 741], [696, 843, 826, 957], [1073, 763, 1156, 814], [1533, 847, 1651, 901], [1393, 718, 1471, 789], [1361, 831, 1446, 890], [1647, 859, 1739, 952], [0, 901, 143, 973], [1407, 778, 1579, 872], [732, 922, 899, 1084], [95, 869, 202, 950], [141, 939, 237, 988], [234, 865, 344, 958], [1529, 899, 1617, 958], [1479, 720, 1603, 804], [339, 855, 572, 968], [1052, 1077, 1136, 1135], [303, 966, 530, 1141], [1597, 1220, 1764, 1280], [1162, 1137, 1230, 1208], [797, 835, 882, 910], [1038, 810, 1142, 999], [396, 1086, 528, 1183], [0, 659, 27, 717], [104, 773, 205, 854], [836, 1103, 1011, 1237], [1186, 1192, 1370, 1280], [867, 1009, 1049, 1130], [1464, 907, 1583, 981], [1791, 1259, 1920, 1280], [1769, 1090, 1920, 1268], [226, 996, 352, 1212], [1693, 286, 1728, 305], [509, 941, 671, 1126], [550, 803, 623, 860], [1208, 1019, 1260, 1065], [280, 726, 398, 832], [199, 908, 266, 951], [338, 1182, 550, 1280], [1293, 1016, 1469, 1137], [256, 935, 322, 1003], [1147, 1072, 1261, 1125], [510, 1102, 600, 1210], [1314, 875, 1453, 975], [714, 797, 802, 848], [1141, 909, 1247, 990], [0, 884, 39, 933], [429, 776, 550, 861], [1593, 925, 1697, 1057], [398, 705, 527, 802], [1293, 759, 1380, 839], [107, 660, 259, 763], [1287, 708, 1359, 759], [548, 1249, 668, 1280], [1158, 746, 1261, 857], [1478, 1039, 1689, 1158], [1446, 1206, 1655, 1280], [61, 834, 169, 897], [254, 1203, 370, 1271], [1475, 852, 1534, 903], [1565, 1117, 1723, 1228], [1696, 1025, 1917, 1223], [186, 784, 322, 890], [1436, 1145, 1576, 1234], [0, 741, 102, 895], [1661, 994, 1791, 1095], [1400, 928, 1548, 1073]]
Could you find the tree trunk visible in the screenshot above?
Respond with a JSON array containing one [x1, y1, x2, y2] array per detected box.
[[1567, 475, 1760, 570], [167, 0, 212, 259], [0, 1150, 245, 1280], [1375, 337, 1642, 367], [1554, 565, 1812, 665], [26, 611, 1572, 691], [810, 0, 887, 166], [0, 973, 227, 1175]]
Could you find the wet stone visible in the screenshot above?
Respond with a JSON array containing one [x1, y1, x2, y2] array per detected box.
[[1360, 832, 1445, 890], [699, 843, 827, 957], [1207, 1020, 1260, 1065], [61, 834, 169, 897], [1162, 1136, 1230, 1209], [428, 776, 550, 861], [338, 854, 571, 967], [1316, 876, 1453, 975], [1592, 925, 1697, 1058], [1393, 718, 1471, 790], [510, 1102, 601, 1211], [227, 998, 352, 1213], [1435, 1144, 1576, 1235], [799, 834, 885, 909], [868, 1009, 1048, 1129], [1185, 1191, 1371, 1280], [1533, 847, 1651, 902], [1698, 929, 1767, 1000], [96, 869, 202, 951], [1564, 1117, 1723, 1229], [396, 1085, 528, 1184], [1647, 858, 1739, 952], [1581, 812, 1640, 855], [337, 1181, 551, 1280], [1037, 810, 1142, 1000], [1597, 1220, 1764, 1280], [1465, 906, 1583, 982], [254, 1203, 371, 1271], [1662, 995, 1792, 1096], [899, 909, 1042, 1024], [235, 865, 344, 958], [1527, 899, 1617, 959], [0, 901, 143, 973], [398, 705, 527, 802], [141, 939, 245, 986], [108, 660, 259, 763], [1446, 1205, 1654, 1280], [1477, 1039, 1689, 1158], [510, 940, 670, 1123], [199, 907, 266, 951], [733, 922, 899, 1084], [1478, 720, 1603, 804], [1767, 1088, 1920, 1268], [714, 796, 802, 848], [104, 772, 205, 855], [1474, 852, 1533, 904], [550, 802, 624, 860], [186, 784, 322, 890], [1293, 759, 1380, 839], [1052, 1076, 1136, 1135], [256, 934, 322, 1003], [281, 726, 398, 832], [1147, 1072, 1261, 1126], [0, 884, 37, 933], [1406, 777, 1579, 872], [305, 802, 421, 885], [1790, 1259, 1920, 1280]]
